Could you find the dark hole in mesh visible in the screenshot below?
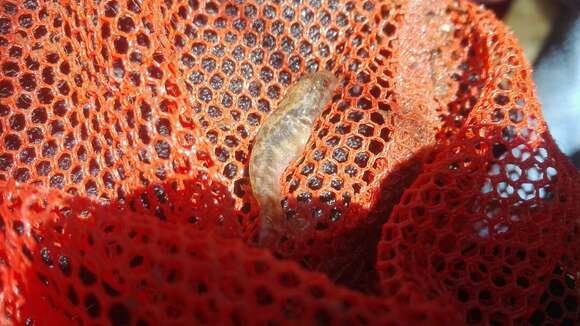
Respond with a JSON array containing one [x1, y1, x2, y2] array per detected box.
[[109, 303, 131, 326], [256, 286, 274, 305], [492, 275, 506, 287], [197, 282, 208, 294], [492, 143, 507, 160], [478, 290, 492, 306], [21, 244, 33, 261], [67, 285, 79, 306], [549, 279, 565, 297], [79, 265, 97, 286], [166, 268, 178, 283], [114, 36, 129, 54], [39, 247, 53, 266], [546, 301, 564, 319], [279, 272, 300, 288], [307, 176, 323, 190], [84, 293, 101, 318], [564, 295, 577, 311], [103, 281, 120, 297], [466, 308, 482, 324], [12, 220, 24, 235], [516, 277, 529, 288], [369, 140, 383, 155], [332, 148, 348, 163], [493, 94, 510, 106], [5, 134, 22, 150], [58, 255, 72, 276], [118, 16, 135, 33], [315, 221, 329, 230], [297, 192, 313, 203], [529, 310, 546, 326], [457, 288, 469, 303], [314, 309, 332, 325]]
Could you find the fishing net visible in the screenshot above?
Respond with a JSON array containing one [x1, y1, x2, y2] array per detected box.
[[0, 0, 578, 324]]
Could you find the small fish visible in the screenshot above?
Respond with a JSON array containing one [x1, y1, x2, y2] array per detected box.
[[249, 71, 338, 243]]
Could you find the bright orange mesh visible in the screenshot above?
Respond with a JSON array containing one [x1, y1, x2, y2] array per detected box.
[[0, 0, 578, 325]]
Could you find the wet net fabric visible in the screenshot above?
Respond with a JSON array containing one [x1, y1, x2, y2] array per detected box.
[[0, 0, 578, 325]]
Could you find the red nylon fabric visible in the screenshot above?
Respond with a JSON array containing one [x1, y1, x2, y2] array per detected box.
[[0, 0, 577, 324]]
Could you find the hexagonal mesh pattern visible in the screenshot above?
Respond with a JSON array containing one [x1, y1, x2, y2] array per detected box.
[[0, 180, 461, 325], [0, 0, 578, 325]]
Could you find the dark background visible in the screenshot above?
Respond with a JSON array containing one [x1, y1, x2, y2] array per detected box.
[[476, 0, 580, 168]]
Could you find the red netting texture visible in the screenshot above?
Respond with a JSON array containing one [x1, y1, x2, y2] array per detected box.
[[0, 0, 578, 325]]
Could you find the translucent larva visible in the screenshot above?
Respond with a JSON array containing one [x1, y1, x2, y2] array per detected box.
[[249, 71, 338, 244]]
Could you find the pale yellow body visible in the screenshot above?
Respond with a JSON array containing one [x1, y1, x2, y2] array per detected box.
[[249, 72, 338, 243]]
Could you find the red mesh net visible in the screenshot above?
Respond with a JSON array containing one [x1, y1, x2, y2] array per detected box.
[[376, 4, 580, 325], [0, 0, 578, 324], [0, 180, 460, 325]]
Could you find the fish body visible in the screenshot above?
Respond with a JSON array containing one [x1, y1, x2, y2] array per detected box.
[[249, 72, 338, 242]]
